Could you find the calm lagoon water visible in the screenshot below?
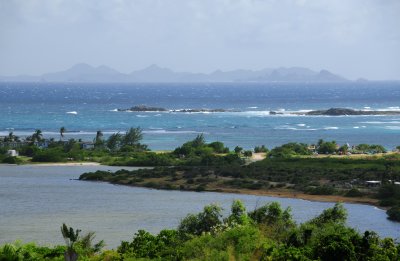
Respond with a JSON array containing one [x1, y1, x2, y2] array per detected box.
[[0, 165, 399, 248]]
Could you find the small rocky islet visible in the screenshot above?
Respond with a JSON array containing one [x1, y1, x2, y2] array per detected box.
[[117, 105, 234, 113], [119, 105, 400, 116]]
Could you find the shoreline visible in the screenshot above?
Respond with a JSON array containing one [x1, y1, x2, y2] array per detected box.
[[209, 187, 382, 208], [100, 179, 383, 209], [2, 162, 101, 167], [0, 162, 385, 209]]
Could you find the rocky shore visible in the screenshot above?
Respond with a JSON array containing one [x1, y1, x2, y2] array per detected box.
[[305, 108, 400, 116], [270, 108, 400, 116], [119, 105, 400, 116], [118, 105, 234, 113]]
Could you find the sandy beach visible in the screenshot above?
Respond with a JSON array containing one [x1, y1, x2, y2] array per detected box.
[[23, 162, 101, 167], [211, 187, 381, 207]]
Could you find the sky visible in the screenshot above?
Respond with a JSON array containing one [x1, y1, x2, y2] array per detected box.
[[0, 0, 399, 80]]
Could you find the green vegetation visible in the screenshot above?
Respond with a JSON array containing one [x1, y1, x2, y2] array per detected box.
[[80, 155, 400, 221], [1, 201, 399, 260], [254, 145, 268, 153], [355, 144, 387, 154], [2, 130, 400, 220], [269, 142, 311, 158]]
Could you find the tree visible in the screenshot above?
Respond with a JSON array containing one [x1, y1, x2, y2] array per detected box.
[[178, 204, 222, 236], [5, 132, 18, 142], [107, 133, 122, 152], [243, 150, 253, 158], [234, 146, 243, 154], [192, 134, 206, 148], [338, 144, 349, 154], [226, 200, 249, 225], [61, 223, 81, 261], [317, 140, 337, 154], [248, 202, 293, 226], [60, 127, 66, 141], [208, 141, 229, 153], [309, 203, 347, 226], [122, 127, 143, 146], [76, 231, 105, 256], [31, 129, 43, 143], [254, 145, 268, 153]]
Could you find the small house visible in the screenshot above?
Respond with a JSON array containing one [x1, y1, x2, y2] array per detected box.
[[7, 150, 19, 157], [365, 180, 381, 187], [80, 142, 95, 150]]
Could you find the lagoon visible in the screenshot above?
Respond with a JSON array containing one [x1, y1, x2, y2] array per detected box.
[[0, 164, 399, 248]]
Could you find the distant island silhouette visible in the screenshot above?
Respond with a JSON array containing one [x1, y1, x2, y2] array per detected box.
[[0, 63, 350, 83]]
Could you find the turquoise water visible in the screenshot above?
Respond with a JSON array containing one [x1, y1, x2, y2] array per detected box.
[[0, 165, 399, 248], [0, 82, 399, 150]]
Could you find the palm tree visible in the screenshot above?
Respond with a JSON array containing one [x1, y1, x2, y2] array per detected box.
[[61, 223, 80, 261], [60, 127, 66, 141], [31, 129, 43, 142], [5, 132, 15, 142]]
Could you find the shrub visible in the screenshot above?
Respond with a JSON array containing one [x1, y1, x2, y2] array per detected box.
[[254, 145, 269, 153], [178, 204, 222, 236], [306, 185, 336, 195], [387, 206, 400, 222], [2, 156, 21, 164], [345, 188, 364, 197]]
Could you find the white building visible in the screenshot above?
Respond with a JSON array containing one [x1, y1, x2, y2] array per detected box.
[[7, 150, 19, 157]]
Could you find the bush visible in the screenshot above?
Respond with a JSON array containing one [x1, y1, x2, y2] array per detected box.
[[345, 188, 364, 197], [2, 156, 21, 164], [32, 148, 66, 162], [306, 185, 336, 195], [178, 204, 222, 236], [269, 142, 311, 158], [387, 206, 400, 222], [254, 145, 269, 153]]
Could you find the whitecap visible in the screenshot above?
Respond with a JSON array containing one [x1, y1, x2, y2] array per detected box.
[[66, 111, 78, 115], [247, 106, 258, 109], [296, 124, 306, 127], [353, 126, 360, 129], [143, 130, 206, 134], [136, 115, 148, 118], [385, 126, 400, 130], [109, 109, 118, 112], [360, 121, 400, 124], [274, 126, 317, 131], [324, 127, 339, 130]]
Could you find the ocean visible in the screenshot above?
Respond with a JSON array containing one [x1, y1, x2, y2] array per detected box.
[[0, 82, 399, 150]]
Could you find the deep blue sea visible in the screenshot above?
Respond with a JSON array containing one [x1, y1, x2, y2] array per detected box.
[[0, 82, 399, 150]]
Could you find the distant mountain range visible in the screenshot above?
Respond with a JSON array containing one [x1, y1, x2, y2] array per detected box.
[[0, 63, 351, 83]]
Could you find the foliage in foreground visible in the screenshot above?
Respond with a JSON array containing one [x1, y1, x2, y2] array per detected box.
[[1, 201, 399, 261]]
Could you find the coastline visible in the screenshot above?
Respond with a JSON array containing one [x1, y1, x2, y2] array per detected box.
[[90, 179, 383, 209], [2, 162, 101, 167], [208, 187, 382, 208]]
